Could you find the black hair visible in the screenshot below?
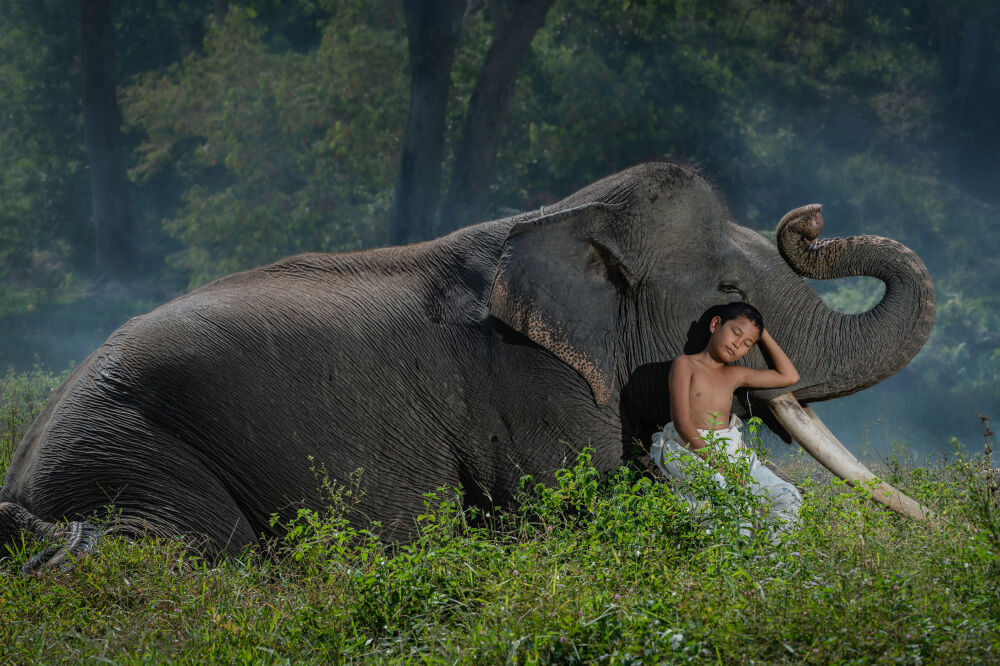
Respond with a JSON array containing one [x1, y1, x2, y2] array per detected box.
[[682, 302, 765, 354], [718, 301, 763, 332]]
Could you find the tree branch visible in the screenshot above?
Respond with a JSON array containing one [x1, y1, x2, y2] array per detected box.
[[439, 0, 553, 233]]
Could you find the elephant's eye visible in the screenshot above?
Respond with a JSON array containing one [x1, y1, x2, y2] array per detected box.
[[719, 281, 741, 294]]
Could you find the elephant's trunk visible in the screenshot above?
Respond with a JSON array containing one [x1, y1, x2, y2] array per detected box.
[[775, 204, 936, 401], [767, 393, 930, 520], [762, 205, 936, 520]]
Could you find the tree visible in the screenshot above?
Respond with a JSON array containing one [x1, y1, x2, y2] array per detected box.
[[124, 7, 408, 289], [936, 1, 1000, 199], [439, 0, 554, 234], [0, 0, 89, 288], [387, 0, 466, 246], [215, 0, 228, 26], [79, 0, 136, 280], [389, 0, 554, 244]]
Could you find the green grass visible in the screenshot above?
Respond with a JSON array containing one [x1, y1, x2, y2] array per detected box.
[[1, 371, 998, 664], [1, 366, 67, 474]]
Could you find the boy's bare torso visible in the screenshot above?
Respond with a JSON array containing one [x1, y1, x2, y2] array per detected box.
[[668, 313, 797, 454], [682, 354, 743, 430]]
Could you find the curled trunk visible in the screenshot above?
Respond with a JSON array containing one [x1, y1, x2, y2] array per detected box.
[[775, 204, 936, 401], [758, 205, 936, 521]]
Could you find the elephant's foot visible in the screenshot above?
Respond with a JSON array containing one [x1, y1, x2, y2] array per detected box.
[[22, 520, 101, 575], [0, 502, 101, 575]]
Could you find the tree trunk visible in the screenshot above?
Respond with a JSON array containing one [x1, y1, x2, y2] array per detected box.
[[214, 0, 229, 26], [387, 0, 466, 246], [439, 0, 553, 234], [936, 5, 1000, 199], [80, 0, 136, 280], [940, 12, 985, 130]]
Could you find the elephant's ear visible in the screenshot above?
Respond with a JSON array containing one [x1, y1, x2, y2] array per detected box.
[[489, 203, 633, 406]]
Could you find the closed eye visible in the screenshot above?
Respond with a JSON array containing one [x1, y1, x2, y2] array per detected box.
[[719, 281, 741, 294]]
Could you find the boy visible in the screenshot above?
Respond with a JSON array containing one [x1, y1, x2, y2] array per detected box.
[[650, 302, 802, 530]]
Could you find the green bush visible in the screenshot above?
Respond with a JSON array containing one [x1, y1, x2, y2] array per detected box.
[[4, 442, 997, 662]]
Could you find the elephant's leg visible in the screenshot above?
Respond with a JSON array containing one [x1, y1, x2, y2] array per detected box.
[[0, 501, 100, 575], [12, 426, 261, 561], [98, 461, 261, 559], [4, 461, 258, 571]]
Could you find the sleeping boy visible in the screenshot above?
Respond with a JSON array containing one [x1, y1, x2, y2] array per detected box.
[[650, 301, 802, 530]]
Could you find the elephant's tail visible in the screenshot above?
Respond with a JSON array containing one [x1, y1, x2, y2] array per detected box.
[[0, 501, 100, 575]]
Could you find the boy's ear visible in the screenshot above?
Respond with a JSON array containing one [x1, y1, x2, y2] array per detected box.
[[709, 315, 721, 333]]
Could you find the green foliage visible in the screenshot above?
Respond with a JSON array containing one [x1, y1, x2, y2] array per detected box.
[[0, 0, 997, 448], [2, 447, 999, 662], [494, 0, 753, 206], [0, 0, 89, 286], [123, 5, 407, 289]]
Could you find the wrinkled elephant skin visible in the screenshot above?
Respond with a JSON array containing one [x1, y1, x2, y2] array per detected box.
[[0, 163, 935, 557]]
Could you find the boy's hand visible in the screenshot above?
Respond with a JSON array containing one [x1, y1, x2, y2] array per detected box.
[[734, 327, 800, 389]]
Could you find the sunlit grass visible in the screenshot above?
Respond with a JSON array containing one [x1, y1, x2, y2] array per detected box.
[[1, 371, 998, 663]]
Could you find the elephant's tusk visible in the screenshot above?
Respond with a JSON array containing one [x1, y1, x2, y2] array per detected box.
[[766, 393, 931, 520]]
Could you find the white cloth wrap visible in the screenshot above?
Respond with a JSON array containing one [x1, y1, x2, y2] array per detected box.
[[650, 414, 801, 531]]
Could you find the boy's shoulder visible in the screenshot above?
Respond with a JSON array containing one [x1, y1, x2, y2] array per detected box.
[[670, 354, 695, 371], [672, 352, 743, 379], [671, 353, 724, 378]]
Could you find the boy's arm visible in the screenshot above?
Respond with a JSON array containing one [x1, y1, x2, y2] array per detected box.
[[734, 329, 800, 389], [668, 357, 711, 456]]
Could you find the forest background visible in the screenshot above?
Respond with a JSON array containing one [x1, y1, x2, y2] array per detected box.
[[0, 0, 997, 454]]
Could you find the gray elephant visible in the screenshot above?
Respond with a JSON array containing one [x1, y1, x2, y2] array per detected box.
[[0, 162, 935, 566]]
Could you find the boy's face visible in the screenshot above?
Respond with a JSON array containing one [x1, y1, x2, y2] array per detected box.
[[708, 315, 761, 362]]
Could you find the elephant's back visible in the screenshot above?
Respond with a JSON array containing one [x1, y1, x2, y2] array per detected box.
[[3, 234, 502, 535]]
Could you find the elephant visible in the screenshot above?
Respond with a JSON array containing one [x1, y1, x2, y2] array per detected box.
[[0, 162, 935, 567]]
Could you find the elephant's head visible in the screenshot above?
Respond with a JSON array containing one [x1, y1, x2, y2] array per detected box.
[[489, 162, 935, 519]]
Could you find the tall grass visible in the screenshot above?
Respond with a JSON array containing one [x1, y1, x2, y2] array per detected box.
[[1, 370, 997, 663], [0, 366, 67, 475]]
